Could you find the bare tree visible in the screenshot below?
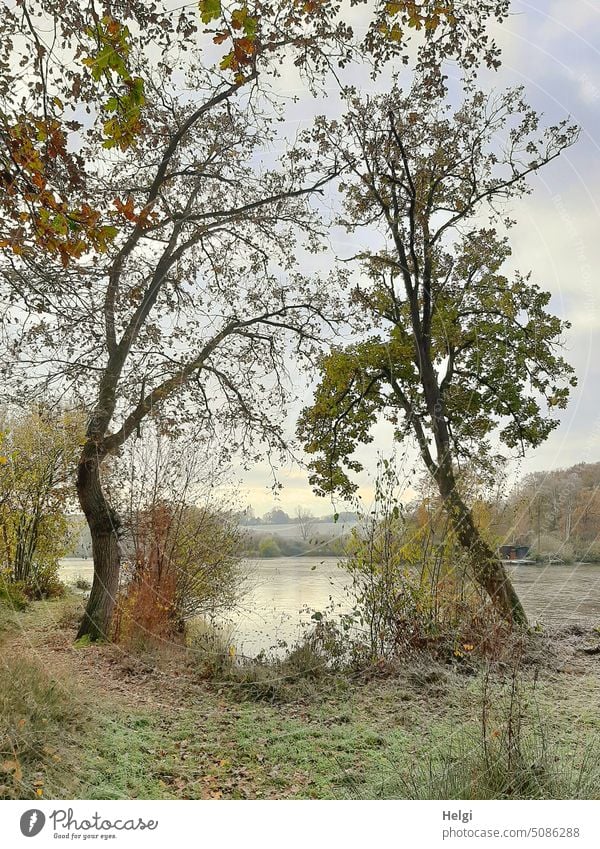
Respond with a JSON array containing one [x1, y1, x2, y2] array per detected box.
[[295, 506, 316, 542]]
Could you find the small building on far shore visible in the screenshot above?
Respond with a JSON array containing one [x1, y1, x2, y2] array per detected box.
[[498, 544, 531, 561]]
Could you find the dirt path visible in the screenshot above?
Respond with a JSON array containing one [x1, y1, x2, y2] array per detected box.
[[2, 597, 211, 713]]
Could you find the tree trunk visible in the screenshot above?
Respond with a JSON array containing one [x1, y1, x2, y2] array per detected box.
[[415, 355, 527, 627], [76, 447, 121, 641], [435, 462, 528, 627]]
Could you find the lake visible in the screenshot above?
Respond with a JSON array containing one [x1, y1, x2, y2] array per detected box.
[[59, 557, 600, 657]]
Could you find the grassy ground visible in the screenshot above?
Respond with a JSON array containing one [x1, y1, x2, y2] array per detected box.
[[1, 594, 600, 800]]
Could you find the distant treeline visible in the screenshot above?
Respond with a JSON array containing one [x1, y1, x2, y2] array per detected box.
[[239, 530, 349, 559], [65, 461, 600, 563], [498, 461, 600, 562], [65, 512, 355, 559], [239, 508, 359, 526]]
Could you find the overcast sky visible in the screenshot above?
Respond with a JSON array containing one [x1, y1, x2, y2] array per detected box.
[[234, 0, 600, 517]]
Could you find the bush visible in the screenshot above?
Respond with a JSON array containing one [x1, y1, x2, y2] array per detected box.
[[258, 536, 282, 558], [0, 563, 64, 608], [0, 575, 29, 611], [341, 461, 511, 665], [22, 564, 65, 600], [186, 618, 237, 680], [114, 568, 181, 651], [285, 618, 348, 677], [115, 500, 245, 646], [0, 407, 83, 593], [187, 617, 345, 702]]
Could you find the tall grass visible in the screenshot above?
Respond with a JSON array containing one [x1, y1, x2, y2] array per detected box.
[[389, 666, 600, 800], [0, 656, 82, 799]]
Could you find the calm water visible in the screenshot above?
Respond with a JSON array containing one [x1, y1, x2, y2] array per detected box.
[[59, 557, 600, 657]]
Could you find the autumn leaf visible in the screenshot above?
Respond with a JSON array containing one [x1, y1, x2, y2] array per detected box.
[[113, 196, 136, 221], [83, 17, 146, 151]]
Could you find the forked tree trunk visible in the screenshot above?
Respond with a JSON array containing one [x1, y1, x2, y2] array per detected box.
[[76, 447, 121, 641], [435, 460, 528, 627]]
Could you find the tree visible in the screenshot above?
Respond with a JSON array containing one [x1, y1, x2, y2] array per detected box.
[[0, 1, 508, 265], [239, 506, 258, 526], [263, 508, 291, 525], [573, 487, 600, 547], [297, 81, 578, 625], [295, 506, 316, 541], [258, 536, 282, 557], [0, 2, 512, 639], [508, 466, 596, 557], [0, 406, 82, 594]]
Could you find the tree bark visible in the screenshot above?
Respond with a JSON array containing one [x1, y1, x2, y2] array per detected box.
[[76, 446, 121, 641]]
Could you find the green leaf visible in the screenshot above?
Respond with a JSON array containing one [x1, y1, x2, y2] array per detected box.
[[199, 0, 222, 24], [219, 52, 234, 70]]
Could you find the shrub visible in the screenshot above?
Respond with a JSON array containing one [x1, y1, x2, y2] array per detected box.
[[341, 460, 510, 665], [285, 617, 349, 677], [0, 574, 29, 611], [186, 618, 237, 679], [258, 536, 282, 558], [187, 617, 344, 702], [114, 500, 245, 646], [22, 564, 65, 600], [114, 565, 180, 650], [0, 407, 83, 594]]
